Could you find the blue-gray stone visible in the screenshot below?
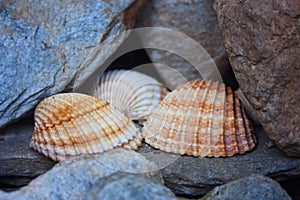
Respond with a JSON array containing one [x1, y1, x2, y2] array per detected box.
[[87, 174, 177, 200], [0, 149, 162, 200], [0, 0, 145, 128], [204, 174, 292, 200]]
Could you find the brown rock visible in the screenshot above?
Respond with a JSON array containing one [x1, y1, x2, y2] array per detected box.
[[214, 0, 300, 156], [135, 0, 225, 90]]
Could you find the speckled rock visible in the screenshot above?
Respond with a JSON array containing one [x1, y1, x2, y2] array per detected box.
[[87, 174, 177, 200], [214, 0, 300, 157], [0, 0, 145, 129], [135, 0, 225, 90], [203, 174, 291, 200], [0, 149, 161, 200]]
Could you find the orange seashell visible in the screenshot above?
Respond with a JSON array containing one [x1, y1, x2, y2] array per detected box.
[[30, 93, 141, 162], [94, 70, 167, 120], [143, 80, 256, 157]]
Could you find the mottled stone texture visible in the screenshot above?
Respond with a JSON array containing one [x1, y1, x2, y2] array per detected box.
[[204, 174, 292, 200], [214, 0, 300, 157], [136, 0, 225, 90], [0, 0, 145, 129]]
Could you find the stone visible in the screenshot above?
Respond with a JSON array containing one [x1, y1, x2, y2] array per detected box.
[[87, 174, 177, 200], [203, 174, 292, 200], [0, 149, 162, 200], [0, 0, 146, 129], [138, 125, 300, 197], [0, 117, 56, 189], [135, 0, 225, 90], [214, 0, 300, 157], [1, 118, 300, 198]]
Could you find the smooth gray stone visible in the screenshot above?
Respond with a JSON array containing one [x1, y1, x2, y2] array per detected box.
[[203, 174, 292, 200], [87, 174, 177, 200], [0, 117, 55, 188], [0, 149, 161, 200], [0, 0, 145, 129]]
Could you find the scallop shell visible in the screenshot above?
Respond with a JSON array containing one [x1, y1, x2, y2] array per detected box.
[[143, 80, 256, 157], [30, 93, 142, 162], [94, 70, 167, 120]]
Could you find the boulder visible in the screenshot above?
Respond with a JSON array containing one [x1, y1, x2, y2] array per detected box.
[[214, 0, 300, 157], [0, 148, 161, 200], [135, 0, 225, 90], [0, 0, 145, 129], [203, 174, 292, 200]]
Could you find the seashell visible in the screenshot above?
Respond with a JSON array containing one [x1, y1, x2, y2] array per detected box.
[[143, 80, 256, 157], [30, 93, 142, 162], [93, 70, 167, 121]]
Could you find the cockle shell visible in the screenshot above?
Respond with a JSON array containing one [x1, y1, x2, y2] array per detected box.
[[94, 70, 167, 120], [143, 80, 256, 157], [30, 93, 142, 162]]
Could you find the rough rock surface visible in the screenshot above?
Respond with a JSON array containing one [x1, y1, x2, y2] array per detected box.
[[204, 174, 292, 200], [214, 0, 300, 157], [0, 149, 162, 200], [0, 0, 145, 129], [87, 174, 177, 200], [135, 0, 225, 90]]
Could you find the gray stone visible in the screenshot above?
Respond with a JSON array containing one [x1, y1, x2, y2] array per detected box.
[[0, 149, 162, 200], [0, 0, 145, 129], [138, 125, 300, 197], [0, 117, 55, 189], [135, 0, 225, 90], [203, 174, 292, 200], [87, 174, 177, 200], [214, 0, 300, 157], [1, 117, 300, 197]]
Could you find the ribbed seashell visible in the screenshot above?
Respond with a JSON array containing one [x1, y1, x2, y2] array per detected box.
[[94, 70, 167, 120], [30, 93, 142, 162], [143, 80, 256, 157]]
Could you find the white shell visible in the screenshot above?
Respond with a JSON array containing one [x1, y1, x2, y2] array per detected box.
[[94, 70, 167, 120]]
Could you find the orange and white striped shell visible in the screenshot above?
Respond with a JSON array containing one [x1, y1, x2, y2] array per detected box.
[[30, 93, 142, 162], [93, 70, 167, 120], [143, 80, 256, 157]]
